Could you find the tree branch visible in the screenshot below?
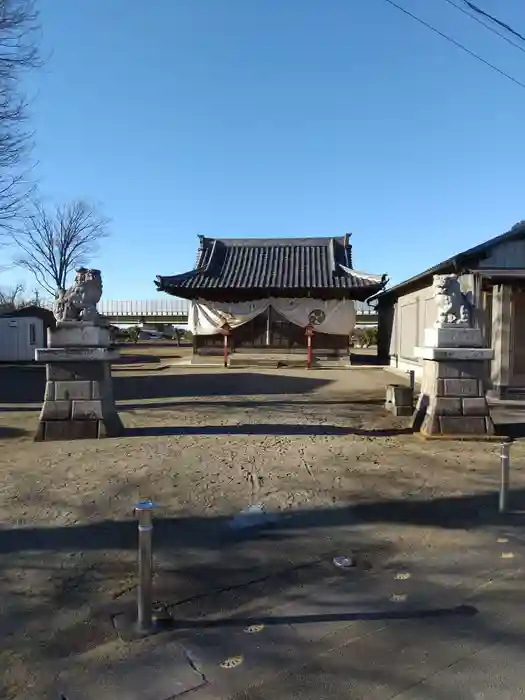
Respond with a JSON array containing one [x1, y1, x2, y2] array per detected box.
[[11, 198, 110, 292]]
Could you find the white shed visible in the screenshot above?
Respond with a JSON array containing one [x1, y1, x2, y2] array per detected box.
[[0, 316, 44, 362]]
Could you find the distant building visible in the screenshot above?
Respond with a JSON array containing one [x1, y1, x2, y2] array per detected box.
[[0, 305, 55, 362], [156, 234, 386, 362], [373, 221, 525, 400]]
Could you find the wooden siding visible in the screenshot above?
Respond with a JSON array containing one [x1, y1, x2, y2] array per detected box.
[[399, 299, 418, 360], [196, 307, 348, 356], [478, 238, 525, 268], [390, 281, 434, 362], [511, 290, 525, 382]]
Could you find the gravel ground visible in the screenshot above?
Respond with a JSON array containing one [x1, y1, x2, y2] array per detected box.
[[1, 364, 525, 698]]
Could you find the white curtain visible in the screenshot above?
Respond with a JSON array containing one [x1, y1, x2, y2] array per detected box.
[[189, 298, 356, 336], [189, 300, 270, 335]]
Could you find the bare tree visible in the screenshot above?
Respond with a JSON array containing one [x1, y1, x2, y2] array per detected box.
[[12, 199, 110, 294], [0, 1, 40, 232], [0, 281, 27, 311]]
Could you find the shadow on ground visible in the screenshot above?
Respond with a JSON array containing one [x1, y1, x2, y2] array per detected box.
[[113, 354, 165, 365], [0, 367, 334, 404], [2, 489, 525, 557], [0, 426, 29, 438], [349, 351, 384, 366], [112, 372, 333, 401], [125, 424, 412, 437]]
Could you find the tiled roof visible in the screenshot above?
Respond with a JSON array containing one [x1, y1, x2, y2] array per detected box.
[[155, 235, 387, 299]]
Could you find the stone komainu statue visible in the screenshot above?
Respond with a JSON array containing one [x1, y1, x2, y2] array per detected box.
[[53, 268, 103, 322], [433, 274, 472, 327]]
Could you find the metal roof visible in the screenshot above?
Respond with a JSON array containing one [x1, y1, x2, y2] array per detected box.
[[155, 235, 387, 299]]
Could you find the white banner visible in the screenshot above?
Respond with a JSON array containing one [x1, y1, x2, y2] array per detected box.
[[189, 298, 356, 336]]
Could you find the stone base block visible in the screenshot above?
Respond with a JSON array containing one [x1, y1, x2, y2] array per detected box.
[[34, 350, 122, 441], [49, 323, 110, 348], [384, 402, 413, 417], [35, 416, 123, 441], [424, 326, 483, 348], [415, 347, 493, 361], [386, 384, 413, 405], [36, 347, 119, 363], [462, 397, 489, 415], [385, 384, 413, 416], [418, 410, 494, 437]]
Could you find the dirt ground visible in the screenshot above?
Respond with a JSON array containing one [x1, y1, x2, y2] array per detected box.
[[1, 361, 525, 697]]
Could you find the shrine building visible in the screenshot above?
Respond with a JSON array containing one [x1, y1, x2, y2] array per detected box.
[[155, 234, 387, 365]]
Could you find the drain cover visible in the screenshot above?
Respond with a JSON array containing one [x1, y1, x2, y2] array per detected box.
[[220, 655, 244, 669], [332, 555, 356, 569]]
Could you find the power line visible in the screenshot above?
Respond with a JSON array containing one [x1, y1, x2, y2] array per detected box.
[[442, 0, 525, 56], [460, 0, 525, 44], [380, 0, 525, 90]]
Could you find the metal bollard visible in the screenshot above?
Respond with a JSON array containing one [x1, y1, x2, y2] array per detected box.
[[406, 369, 415, 391], [499, 442, 511, 514], [134, 498, 155, 634]]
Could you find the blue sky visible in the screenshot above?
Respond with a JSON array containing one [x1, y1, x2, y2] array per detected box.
[[4, 0, 525, 299]]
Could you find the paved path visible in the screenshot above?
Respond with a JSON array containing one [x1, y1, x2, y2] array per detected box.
[[50, 518, 525, 700]]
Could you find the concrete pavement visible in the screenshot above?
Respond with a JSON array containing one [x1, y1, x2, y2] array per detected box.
[[49, 518, 525, 700]]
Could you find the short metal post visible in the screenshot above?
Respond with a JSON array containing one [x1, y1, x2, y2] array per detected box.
[[499, 441, 511, 514], [134, 498, 155, 634], [406, 369, 415, 391]]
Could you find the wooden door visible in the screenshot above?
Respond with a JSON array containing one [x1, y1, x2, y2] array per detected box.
[[232, 310, 268, 350], [511, 289, 525, 386]]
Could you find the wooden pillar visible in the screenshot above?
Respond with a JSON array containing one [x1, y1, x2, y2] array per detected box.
[[221, 323, 231, 368], [191, 302, 199, 355], [305, 324, 314, 369], [377, 300, 394, 365], [490, 284, 513, 399]]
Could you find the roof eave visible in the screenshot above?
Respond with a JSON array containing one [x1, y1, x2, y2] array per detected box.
[[156, 284, 385, 302], [372, 221, 525, 304]]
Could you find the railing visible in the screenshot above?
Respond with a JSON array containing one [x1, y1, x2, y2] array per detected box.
[[42, 298, 377, 318], [98, 299, 190, 316], [42, 298, 190, 316]]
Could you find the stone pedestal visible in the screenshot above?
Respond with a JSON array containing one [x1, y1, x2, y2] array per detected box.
[[412, 326, 495, 438], [34, 322, 123, 441], [385, 384, 414, 416]]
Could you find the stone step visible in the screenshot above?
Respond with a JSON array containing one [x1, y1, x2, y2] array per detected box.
[[228, 355, 307, 369]]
